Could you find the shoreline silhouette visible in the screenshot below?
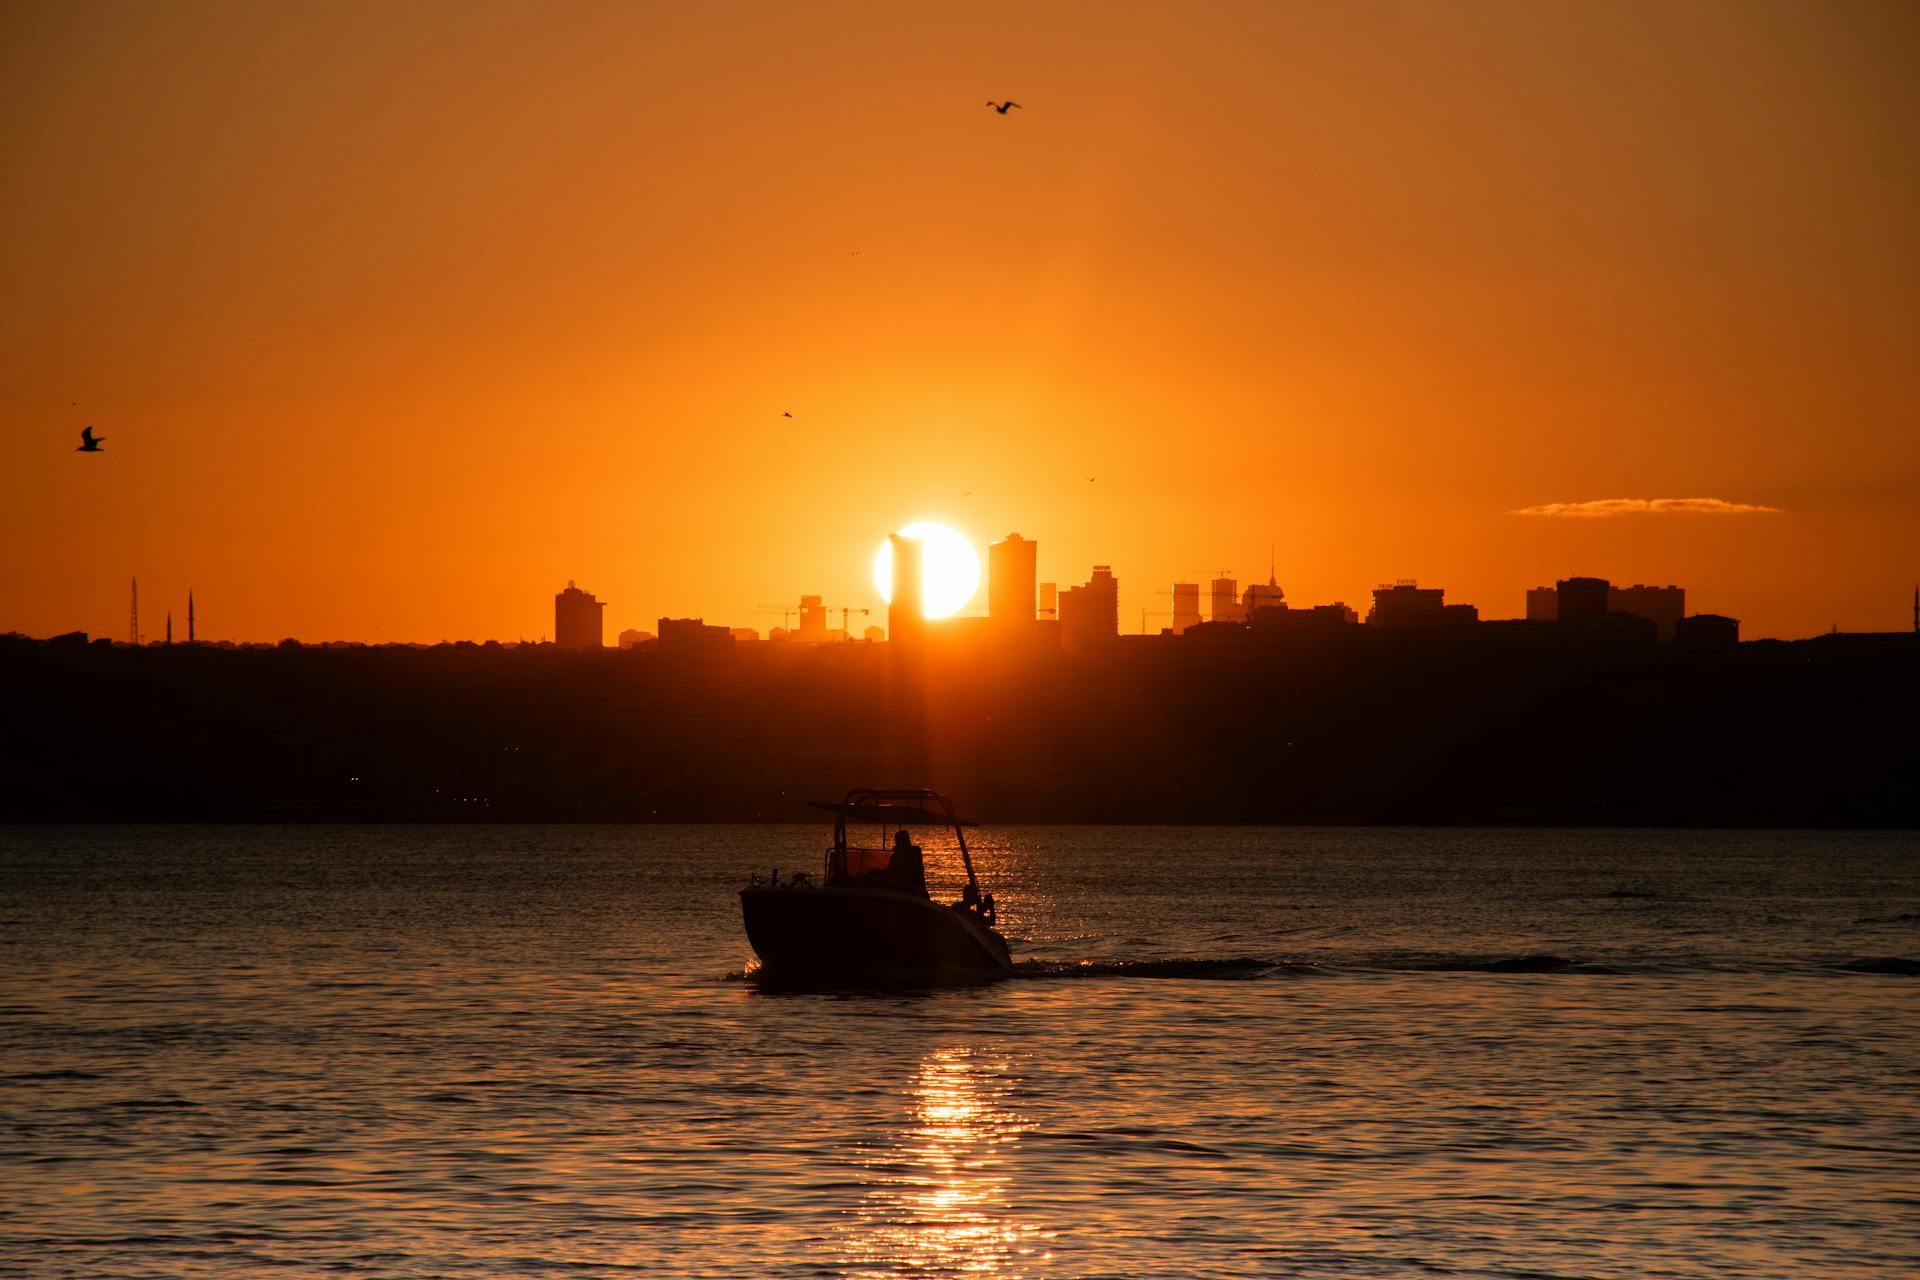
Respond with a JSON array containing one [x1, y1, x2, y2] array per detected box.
[[4, 627, 1912, 825]]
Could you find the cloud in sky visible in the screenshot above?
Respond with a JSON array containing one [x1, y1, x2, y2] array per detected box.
[[1511, 498, 1782, 518]]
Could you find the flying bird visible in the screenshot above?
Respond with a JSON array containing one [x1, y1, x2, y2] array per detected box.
[[76, 426, 104, 453], [782, 411, 793, 418], [986, 101, 1021, 115]]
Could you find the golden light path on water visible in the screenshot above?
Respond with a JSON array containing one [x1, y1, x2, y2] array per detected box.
[[838, 1047, 1046, 1276]]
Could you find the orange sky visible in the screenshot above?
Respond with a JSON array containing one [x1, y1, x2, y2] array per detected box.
[[4, 0, 1916, 643]]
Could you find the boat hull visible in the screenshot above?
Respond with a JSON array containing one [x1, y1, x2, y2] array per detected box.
[[740, 885, 1013, 988]]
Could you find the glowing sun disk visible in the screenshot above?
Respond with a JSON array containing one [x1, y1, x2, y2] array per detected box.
[[874, 523, 980, 619]]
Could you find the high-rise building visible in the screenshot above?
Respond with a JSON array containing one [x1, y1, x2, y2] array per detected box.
[[1170, 583, 1202, 635], [555, 581, 606, 649], [1525, 581, 1682, 638], [887, 533, 925, 645], [796, 594, 829, 642], [988, 533, 1037, 628], [1210, 577, 1243, 624], [1242, 571, 1284, 617], [1609, 584, 1685, 642], [1367, 581, 1448, 628], [1556, 577, 1610, 623], [1059, 566, 1119, 655], [656, 616, 733, 658]]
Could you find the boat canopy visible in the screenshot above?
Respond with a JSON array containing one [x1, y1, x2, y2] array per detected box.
[[811, 788, 982, 895], [806, 799, 978, 828]]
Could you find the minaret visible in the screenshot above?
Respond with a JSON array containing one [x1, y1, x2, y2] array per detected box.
[[188, 590, 196, 643], [130, 577, 139, 646], [166, 613, 172, 645]]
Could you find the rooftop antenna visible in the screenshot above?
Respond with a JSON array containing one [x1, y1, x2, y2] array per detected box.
[[129, 577, 140, 646]]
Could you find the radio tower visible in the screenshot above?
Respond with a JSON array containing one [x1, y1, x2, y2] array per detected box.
[[129, 577, 140, 646]]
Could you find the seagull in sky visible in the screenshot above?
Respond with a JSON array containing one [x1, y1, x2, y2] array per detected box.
[[76, 426, 104, 453], [986, 100, 1021, 115], [782, 411, 793, 418]]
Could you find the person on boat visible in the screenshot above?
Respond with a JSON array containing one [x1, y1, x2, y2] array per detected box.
[[887, 828, 927, 895]]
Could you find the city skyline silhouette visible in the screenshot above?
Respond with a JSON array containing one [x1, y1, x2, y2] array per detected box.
[[4, 4, 1916, 645], [3, 9, 1918, 1280]]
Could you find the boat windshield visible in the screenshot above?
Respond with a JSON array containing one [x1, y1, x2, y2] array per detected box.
[[832, 824, 974, 898], [814, 789, 981, 902]]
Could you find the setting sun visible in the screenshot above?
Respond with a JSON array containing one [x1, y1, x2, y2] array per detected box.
[[873, 522, 981, 619]]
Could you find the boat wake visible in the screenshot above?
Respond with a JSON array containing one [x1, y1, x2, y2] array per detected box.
[[1013, 958, 1305, 981], [729, 953, 1920, 984], [1006, 953, 1920, 979]]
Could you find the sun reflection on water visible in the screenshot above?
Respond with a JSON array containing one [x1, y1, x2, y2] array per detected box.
[[839, 1047, 1045, 1277]]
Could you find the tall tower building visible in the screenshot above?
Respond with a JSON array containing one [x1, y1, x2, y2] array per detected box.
[[888, 533, 925, 645], [796, 595, 829, 642], [1367, 581, 1447, 627], [988, 533, 1037, 628], [554, 580, 607, 649], [1059, 566, 1119, 655], [1242, 561, 1284, 617], [188, 590, 195, 643], [1608, 584, 1684, 642], [1170, 583, 1201, 635], [1209, 577, 1243, 624], [1556, 576, 1611, 623], [1241, 550, 1284, 618]]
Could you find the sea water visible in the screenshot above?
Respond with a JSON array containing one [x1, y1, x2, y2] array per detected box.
[[1, 826, 1915, 1278]]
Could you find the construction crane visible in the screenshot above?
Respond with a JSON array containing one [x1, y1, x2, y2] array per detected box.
[[755, 600, 872, 640]]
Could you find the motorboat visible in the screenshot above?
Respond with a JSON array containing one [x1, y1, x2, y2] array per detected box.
[[739, 787, 1013, 988]]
